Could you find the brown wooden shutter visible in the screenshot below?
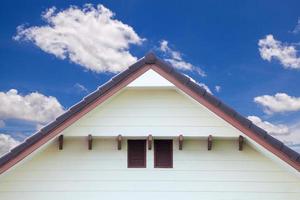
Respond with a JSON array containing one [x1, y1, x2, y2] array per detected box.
[[154, 140, 173, 168], [127, 140, 146, 168]]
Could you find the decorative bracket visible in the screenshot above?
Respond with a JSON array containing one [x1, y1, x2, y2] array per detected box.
[[58, 135, 64, 150], [239, 135, 244, 151], [117, 134, 122, 150], [147, 134, 153, 150], [88, 134, 93, 150], [208, 135, 212, 151], [179, 134, 183, 150]]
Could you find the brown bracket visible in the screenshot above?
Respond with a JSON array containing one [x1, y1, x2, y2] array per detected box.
[[179, 134, 183, 150], [208, 135, 212, 151], [58, 135, 64, 150], [88, 134, 93, 150], [117, 134, 122, 150], [239, 135, 244, 151], [147, 134, 153, 150]]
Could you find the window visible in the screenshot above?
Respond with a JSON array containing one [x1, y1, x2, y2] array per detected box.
[[154, 140, 173, 168], [127, 140, 146, 168]]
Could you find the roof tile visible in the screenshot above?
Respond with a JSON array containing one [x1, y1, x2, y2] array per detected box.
[[171, 70, 190, 85], [144, 52, 157, 64], [83, 89, 101, 103], [203, 92, 221, 107], [249, 124, 268, 138], [234, 113, 252, 128], [10, 142, 29, 156], [264, 134, 284, 150], [112, 69, 131, 83], [187, 81, 207, 96], [281, 145, 300, 161], [0, 153, 11, 167], [155, 59, 174, 73], [25, 131, 45, 146], [56, 110, 76, 123], [40, 120, 61, 134], [128, 58, 146, 73], [219, 103, 237, 117], [98, 80, 117, 94]]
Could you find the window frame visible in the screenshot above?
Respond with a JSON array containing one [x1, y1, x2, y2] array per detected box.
[[127, 140, 147, 168], [154, 139, 173, 168]]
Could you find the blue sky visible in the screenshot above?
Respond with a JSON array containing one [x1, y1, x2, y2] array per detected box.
[[1, 0, 300, 152]]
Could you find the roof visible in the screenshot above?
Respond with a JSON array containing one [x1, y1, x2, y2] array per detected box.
[[0, 52, 299, 173]]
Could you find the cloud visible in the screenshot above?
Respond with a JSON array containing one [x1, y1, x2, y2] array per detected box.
[[159, 40, 206, 76], [0, 134, 20, 156], [290, 144, 300, 153], [184, 74, 211, 94], [291, 18, 300, 34], [74, 83, 89, 93], [285, 122, 300, 150], [215, 85, 221, 93], [254, 93, 300, 114], [14, 4, 144, 73], [258, 34, 300, 69], [0, 89, 65, 123], [248, 115, 300, 152], [247, 115, 289, 136], [35, 123, 44, 131]]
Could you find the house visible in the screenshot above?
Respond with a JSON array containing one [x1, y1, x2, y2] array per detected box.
[[0, 53, 299, 200]]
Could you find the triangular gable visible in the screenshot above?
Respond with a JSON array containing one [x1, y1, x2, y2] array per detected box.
[[0, 53, 299, 174], [127, 69, 174, 87]]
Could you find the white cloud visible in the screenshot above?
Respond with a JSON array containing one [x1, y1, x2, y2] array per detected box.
[[215, 85, 221, 93], [74, 83, 89, 93], [291, 18, 300, 34], [290, 144, 300, 153], [198, 83, 212, 94], [247, 115, 289, 136], [159, 40, 206, 76], [254, 93, 300, 114], [0, 89, 65, 123], [285, 122, 300, 146], [35, 123, 44, 131], [0, 134, 20, 156], [248, 115, 300, 151], [258, 34, 300, 69], [184, 74, 212, 94], [14, 4, 144, 73]]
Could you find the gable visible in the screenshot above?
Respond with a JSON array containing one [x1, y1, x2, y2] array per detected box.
[[0, 53, 299, 175], [127, 69, 174, 87], [60, 88, 242, 137]]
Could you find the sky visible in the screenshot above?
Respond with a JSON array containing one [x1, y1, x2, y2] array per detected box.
[[1, 0, 300, 154]]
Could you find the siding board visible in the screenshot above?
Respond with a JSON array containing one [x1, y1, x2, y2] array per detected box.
[[0, 139, 299, 199], [60, 89, 243, 137]]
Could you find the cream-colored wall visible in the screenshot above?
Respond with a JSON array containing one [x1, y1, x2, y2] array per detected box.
[[0, 138, 299, 200], [62, 88, 242, 137]]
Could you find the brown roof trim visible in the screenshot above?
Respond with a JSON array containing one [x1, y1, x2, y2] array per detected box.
[[0, 53, 299, 174]]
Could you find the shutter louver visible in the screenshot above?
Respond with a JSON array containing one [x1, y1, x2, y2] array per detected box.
[[154, 140, 173, 168], [127, 140, 146, 168]]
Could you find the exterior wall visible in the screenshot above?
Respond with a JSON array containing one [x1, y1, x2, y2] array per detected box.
[[1, 87, 299, 199], [0, 138, 299, 200], [62, 88, 243, 137]]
